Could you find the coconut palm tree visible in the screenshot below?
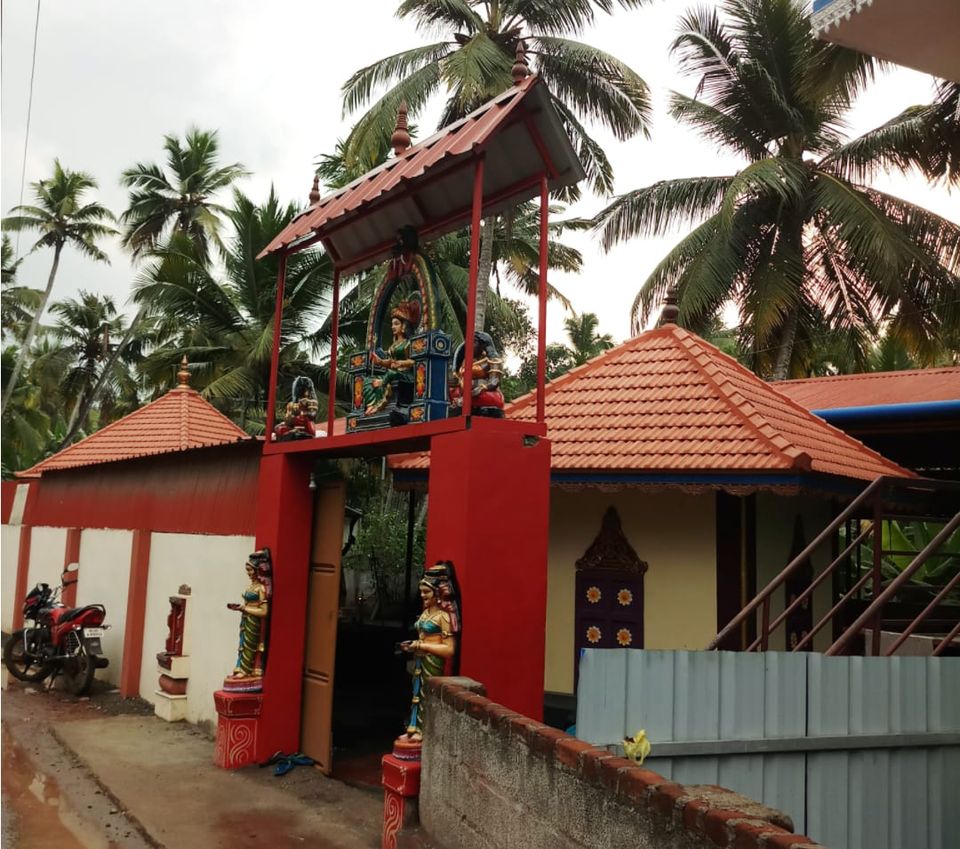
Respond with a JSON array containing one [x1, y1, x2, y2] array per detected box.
[[563, 311, 614, 365], [119, 127, 248, 261], [1, 235, 41, 344], [133, 188, 337, 432], [342, 0, 652, 331], [592, 0, 960, 379], [38, 292, 143, 446], [1, 162, 116, 416]]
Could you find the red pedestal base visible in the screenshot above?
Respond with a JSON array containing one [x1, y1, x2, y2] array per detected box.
[[213, 690, 263, 769], [382, 739, 422, 849]]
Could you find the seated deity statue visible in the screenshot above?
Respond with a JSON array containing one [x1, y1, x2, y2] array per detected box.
[[274, 376, 318, 441], [362, 300, 419, 414], [449, 331, 505, 417]]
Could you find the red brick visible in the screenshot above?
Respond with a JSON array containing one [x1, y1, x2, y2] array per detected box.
[[731, 821, 782, 849], [527, 726, 568, 758], [704, 809, 751, 847], [763, 834, 822, 849], [462, 693, 490, 721], [555, 738, 595, 769], [597, 756, 636, 793], [485, 704, 520, 732], [449, 688, 475, 713], [505, 714, 545, 743], [681, 798, 711, 832], [616, 766, 667, 805], [580, 749, 617, 785], [649, 782, 687, 820]]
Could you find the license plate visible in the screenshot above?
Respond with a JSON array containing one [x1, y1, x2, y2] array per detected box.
[[83, 627, 105, 638]]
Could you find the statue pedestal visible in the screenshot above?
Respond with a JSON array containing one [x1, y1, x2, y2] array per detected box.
[[213, 689, 263, 769], [381, 738, 422, 849]]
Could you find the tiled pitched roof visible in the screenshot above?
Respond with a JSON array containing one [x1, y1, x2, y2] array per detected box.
[[392, 324, 912, 481], [20, 384, 251, 477], [777, 367, 960, 410]]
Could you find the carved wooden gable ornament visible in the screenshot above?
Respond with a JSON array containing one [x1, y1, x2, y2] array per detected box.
[[576, 507, 648, 574]]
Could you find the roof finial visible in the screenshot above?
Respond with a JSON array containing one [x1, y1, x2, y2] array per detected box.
[[176, 355, 191, 388], [512, 40, 530, 85], [391, 100, 411, 157], [659, 286, 680, 326], [308, 173, 321, 205]]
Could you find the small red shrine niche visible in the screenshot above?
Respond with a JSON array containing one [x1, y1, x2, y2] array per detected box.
[[155, 590, 191, 721], [574, 508, 648, 682]]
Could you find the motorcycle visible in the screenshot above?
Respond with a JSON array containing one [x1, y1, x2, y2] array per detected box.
[[3, 565, 110, 695]]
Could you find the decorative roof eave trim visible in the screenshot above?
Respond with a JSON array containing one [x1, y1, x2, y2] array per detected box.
[[811, 0, 875, 35]]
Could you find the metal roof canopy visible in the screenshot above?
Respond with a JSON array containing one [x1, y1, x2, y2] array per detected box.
[[262, 73, 587, 443], [259, 76, 585, 274]]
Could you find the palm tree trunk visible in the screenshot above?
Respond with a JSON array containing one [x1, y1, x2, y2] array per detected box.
[[55, 305, 147, 449], [473, 216, 496, 332], [1, 243, 63, 418], [770, 309, 799, 381]]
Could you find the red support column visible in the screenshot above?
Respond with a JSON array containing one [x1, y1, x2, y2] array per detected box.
[[463, 157, 485, 419], [120, 530, 152, 697], [12, 526, 33, 631], [537, 173, 549, 423], [265, 252, 288, 441], [327, 266, 341, 437], [424, 418, 550, 720], [62, 528, 81, 608], [249, 452, 313, 762]]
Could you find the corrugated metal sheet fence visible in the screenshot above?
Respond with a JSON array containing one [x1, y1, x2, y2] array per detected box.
[[576, 650, 960, 849]]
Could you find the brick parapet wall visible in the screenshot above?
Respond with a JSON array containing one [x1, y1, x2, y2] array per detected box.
[[419, 678, 825, 849]]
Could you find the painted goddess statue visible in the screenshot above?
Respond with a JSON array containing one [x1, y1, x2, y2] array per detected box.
[[400, 561, 460, 741], [224, 548, 272, 691], [363, 300, 419, 414]]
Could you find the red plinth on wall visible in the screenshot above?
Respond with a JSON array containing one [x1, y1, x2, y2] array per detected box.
[[424, 417, 550, 721], [382, 740, 422, 849], [213, 690, 263, 769]]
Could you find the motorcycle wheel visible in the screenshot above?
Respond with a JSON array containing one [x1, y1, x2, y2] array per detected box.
[[3, 629, 54, 682], [62, 633, 96, 696]]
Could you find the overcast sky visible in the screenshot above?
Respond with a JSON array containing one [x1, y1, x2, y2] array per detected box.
[[2, 0, 957, 347]]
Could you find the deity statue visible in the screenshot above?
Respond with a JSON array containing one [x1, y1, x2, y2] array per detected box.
[[449, 331, 505, 417], [362, 300, 419, 414], [399, 561, 460, 741], [274, 376, 318, 441], [224, 548, 272, 692]]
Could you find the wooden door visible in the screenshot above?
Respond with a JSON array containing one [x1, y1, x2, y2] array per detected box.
[[300, 480, 346, 773]]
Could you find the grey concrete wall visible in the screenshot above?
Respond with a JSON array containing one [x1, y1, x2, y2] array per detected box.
[[417, 678, 822, 849]]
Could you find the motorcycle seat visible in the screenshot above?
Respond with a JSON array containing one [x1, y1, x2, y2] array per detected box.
[[59, 604, 106, 623]]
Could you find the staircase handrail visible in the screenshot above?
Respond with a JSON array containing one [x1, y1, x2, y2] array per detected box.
[[883, 569, 960, 655], [707, 476, 887, 650], [826, 510, 960, 655]]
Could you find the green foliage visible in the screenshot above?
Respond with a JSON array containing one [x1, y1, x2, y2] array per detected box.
[[343, 462, 425, 611], [592, 0, 960, 379], [341, 0, 652, 198], [120, 128, 248, 261], [850, 520, 960, 606]]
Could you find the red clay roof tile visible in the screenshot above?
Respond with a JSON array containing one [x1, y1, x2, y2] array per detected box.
[[19, 385, 251, 477], [777, 367, 960, 410], [392, 324, 912, 481]]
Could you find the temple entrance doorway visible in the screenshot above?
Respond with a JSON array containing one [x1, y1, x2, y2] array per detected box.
[[300, 473, 417, 782]]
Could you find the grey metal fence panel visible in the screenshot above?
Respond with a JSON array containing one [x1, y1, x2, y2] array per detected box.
[[576, 649, 960, 849]]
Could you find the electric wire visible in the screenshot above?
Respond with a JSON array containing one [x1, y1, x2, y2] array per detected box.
[[14, 0, 42, 259]]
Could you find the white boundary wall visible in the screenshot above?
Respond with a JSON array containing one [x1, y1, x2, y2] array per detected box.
[[140, 532, 255, 728], [27, 527, 68, 596], [76, 530, 134, 686], [1, 525, 22, 632]]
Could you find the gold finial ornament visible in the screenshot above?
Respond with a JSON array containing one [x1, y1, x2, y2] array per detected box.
[[391, 100, 411, 156], [512, 40, 530, 85], [659, 286, 680, 326], [309, 174, 321, 205], [177, 355, 191, 387]]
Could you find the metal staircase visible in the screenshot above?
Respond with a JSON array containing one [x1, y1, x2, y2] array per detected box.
[[709, 476, 960, 655]]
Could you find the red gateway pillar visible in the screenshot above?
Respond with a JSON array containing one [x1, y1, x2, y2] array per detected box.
[[424, 417, 550, 720]]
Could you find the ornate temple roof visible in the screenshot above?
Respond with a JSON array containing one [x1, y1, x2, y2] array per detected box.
[[392, 324, 913, 482], [19, 364, 251, 478]]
